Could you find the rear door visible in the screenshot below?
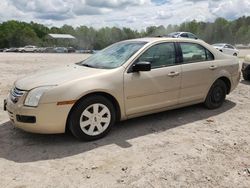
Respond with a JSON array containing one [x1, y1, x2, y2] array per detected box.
[[178, 42, 215, 103]]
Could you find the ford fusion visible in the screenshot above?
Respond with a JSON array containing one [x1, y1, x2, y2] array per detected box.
[[4, 38, 240, 140]]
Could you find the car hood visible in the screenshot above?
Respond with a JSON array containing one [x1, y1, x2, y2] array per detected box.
[[15, 64, 108, 90]]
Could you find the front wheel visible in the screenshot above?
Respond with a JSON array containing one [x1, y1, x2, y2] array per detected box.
[[204, 80, 227, 109], [68, 95, 116, 141]]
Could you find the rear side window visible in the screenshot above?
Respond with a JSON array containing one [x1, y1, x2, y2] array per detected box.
[[180, 33, 188, 38], [180, 43, 214, 63], [187, 33, 197, 39], [137, 43, 176, 69], [225, 44, 234, 49]]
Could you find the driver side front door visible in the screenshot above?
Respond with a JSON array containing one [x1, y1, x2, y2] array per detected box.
[[124, 42, 181, 117]]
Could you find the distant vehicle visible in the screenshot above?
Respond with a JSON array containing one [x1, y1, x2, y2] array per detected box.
[[54, 47, 68, 53], [44, 47, 55, 53], [76, 49, 93, 54], [37, 47, 46, 53], [83, 49, 94, 53], [212, 43, 239, 56], [92, 50, 100, 54], [18, 45, 38, 53], [166, 32, 198, 39], [4, 48, 19, 52], [67, 47, 76, 53], [242, 55, 250, 81]]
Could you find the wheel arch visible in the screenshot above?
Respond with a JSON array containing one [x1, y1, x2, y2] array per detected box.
[[66, 91, 121, 132], [216, 76, 231, 94]]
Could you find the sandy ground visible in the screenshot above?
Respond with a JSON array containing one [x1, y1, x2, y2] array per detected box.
[[0, 52, 249, 188]]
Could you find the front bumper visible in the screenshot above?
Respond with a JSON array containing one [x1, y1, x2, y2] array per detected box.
[[4, 95, 72, 134]]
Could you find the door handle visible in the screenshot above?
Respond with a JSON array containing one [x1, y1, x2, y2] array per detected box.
[[209, 65, 218, 70], [168, 71, 180, 77]]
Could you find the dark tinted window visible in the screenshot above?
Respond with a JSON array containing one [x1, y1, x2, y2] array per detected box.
[[180, 33, 188, 38], [188, 33, 197, 39], [225, 44, 234, 49], [180, 43, 214, 63], [137, 43, 176, 69]]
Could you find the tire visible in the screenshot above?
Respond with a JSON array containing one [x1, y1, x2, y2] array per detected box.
[[204, 80, 227, 109], [68, 95, 116, 141], [243, 72, 250, 81], [233, 53, 237, 56]]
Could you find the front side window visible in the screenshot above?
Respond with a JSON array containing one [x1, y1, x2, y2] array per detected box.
[[180, 43, 214, 63], [137, 43, 176, 69]]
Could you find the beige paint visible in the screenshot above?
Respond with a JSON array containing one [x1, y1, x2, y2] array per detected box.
[[5, 37, 240, 134]]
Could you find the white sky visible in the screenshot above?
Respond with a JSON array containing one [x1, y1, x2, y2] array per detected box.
[[0, 0, 249, 29]]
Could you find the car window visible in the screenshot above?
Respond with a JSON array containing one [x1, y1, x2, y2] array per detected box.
[[180, 43, 214, 63], [137, 43, 176, 69], [188, 33, 197, 39], [180, 33, 188, 38], [206, 49, 214, 61], [226, 45, 234, 49]]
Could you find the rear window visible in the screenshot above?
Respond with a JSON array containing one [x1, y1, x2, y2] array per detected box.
[[180, 43, 214, 63]]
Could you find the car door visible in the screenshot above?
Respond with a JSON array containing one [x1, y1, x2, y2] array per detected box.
[[223, 45, 233, 55], [179, 42, 215, 103], [226, 44, 236, 55], [124, 42, 181, 116]]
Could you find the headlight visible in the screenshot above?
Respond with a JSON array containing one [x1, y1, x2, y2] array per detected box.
[[24, 86, 55, 107]]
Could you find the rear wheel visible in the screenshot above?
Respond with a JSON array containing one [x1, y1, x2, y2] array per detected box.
[[68, 95, 116, 141], [204, 80, 227, 109], [233, 53, 237, 56]]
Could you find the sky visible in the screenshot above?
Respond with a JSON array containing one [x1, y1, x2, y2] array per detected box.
[[0, 0, 249, 29]]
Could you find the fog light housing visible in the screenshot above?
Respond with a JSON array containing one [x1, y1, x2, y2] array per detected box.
[[16, 115, 36, 123]]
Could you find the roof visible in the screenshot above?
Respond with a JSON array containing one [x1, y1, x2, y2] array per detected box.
[[48, 34, 76, 39], [125, 37, 202, 43]]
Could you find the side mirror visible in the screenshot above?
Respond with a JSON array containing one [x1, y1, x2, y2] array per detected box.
[[132, 62, 151, 72]]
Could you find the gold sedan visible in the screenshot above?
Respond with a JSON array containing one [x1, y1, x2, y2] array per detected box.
[[4, 37, 240, 140]]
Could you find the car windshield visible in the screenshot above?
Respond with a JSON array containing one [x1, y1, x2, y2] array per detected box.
[[78, 41, 147, 69]]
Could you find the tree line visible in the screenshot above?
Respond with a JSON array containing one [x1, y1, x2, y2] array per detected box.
[[0, 16, 250, 50]]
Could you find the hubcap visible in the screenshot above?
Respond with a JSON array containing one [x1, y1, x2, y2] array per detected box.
[[79, 103, 111, 136]]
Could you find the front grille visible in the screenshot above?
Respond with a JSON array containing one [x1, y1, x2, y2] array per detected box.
[[10, 87, 26, 103]]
